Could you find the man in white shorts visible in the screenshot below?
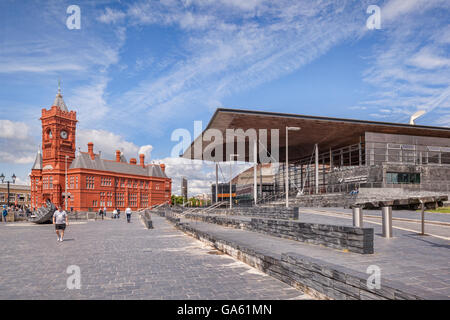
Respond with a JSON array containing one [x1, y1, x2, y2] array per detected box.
[[53, 206, 68, 242], [125, 207, 132, 223]]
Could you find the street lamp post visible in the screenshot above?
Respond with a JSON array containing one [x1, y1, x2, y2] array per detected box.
[[0, 173, 16, 207], [229, 154, 239, 208], [65, 155, 69, 211], [285, 127, 300, 208]]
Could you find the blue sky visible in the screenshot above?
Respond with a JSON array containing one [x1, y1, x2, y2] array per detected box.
[[0, 0, 449, 195]]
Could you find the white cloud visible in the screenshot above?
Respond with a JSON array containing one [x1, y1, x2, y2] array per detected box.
[[67, 78, 110, 126], [358, 1, 450, 125], [14, 175, 30, 186], [106, 0, 369, 132], [348, 106, 367, 110], [218, 0, 265, 11], [0, 63, 84, 74], [97, 7, 126, 24], [407, 47, 450, 70], [77, 129, 140, 160], [77, 129, 157, 165], [0, 120, 30, 140], [382, 0, 449, 25], [0, 120, 36, 164], [0, 152, 34, 164]]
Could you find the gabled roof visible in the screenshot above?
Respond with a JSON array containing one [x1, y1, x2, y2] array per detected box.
[[31, 150, 43, 170], [69, 152, 168, 178]]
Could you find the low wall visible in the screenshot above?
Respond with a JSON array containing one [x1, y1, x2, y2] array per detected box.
[[185, 214, 250, 229], [215, 207, 299, 220], [171, 220, 426, 300], [184, 213, 373, 254], [139, 210, 153, 229], [250, 219, 373, 254], [151, 209, 165, 217]]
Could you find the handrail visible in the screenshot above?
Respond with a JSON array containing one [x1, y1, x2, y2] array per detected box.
[[179, 200, 228, 216]]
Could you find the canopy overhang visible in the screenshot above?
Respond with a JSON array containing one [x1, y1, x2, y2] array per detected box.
[[182, 108, 450, 163]]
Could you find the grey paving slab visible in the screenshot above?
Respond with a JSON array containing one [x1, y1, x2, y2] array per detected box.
[[0, 216, 309, 300], [316, 207, 450, 224]]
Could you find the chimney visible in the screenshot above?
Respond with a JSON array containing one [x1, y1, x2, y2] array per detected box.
[[139, 154, 145, 168], [88, 142, 94, 160], [160, 163, 165, 172], [116, 150, 121, 162], [130, 158, 137, 165]]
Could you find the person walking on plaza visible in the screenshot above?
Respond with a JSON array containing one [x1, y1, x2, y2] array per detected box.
[[2, 205, 7, 222], [125, 207, 132, 223], [53, 206, 68, 242], [103, 206, 107, 219], [117, 208, 120, 219], [113, 208, 118, 219], [98, 208, 104, 220]]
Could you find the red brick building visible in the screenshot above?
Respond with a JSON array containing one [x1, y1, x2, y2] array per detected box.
[[30, 85, 171, 211]]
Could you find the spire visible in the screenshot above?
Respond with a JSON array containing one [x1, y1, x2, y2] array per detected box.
[[32, 149, 43, 170], [52, 79, 69, 112]]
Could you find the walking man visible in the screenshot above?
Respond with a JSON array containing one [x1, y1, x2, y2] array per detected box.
[[125, 207, 132, 223], [53, 206, 68, 242]]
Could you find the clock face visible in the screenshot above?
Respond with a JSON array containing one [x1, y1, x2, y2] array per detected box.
[[60, 130, 68, 139]]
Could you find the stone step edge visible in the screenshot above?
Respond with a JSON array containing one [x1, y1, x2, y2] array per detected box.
[[165, 217, 445, 300], [183, 213, 374, 255]]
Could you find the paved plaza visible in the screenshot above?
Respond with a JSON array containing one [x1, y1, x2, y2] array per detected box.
[[0, 215, 310, 300]]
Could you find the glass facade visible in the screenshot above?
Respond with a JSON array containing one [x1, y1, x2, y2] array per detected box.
[[270, 131, 450, 195], [386, 172, 421, 184], [365, 132, 450, 166]]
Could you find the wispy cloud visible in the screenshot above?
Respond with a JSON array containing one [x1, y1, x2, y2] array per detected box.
[[357, 0, 450, 125], [99, 0, 370, 133], [407, 47, 450, 70], [66, 77, 111, 127], [0, 120, 37, 164]]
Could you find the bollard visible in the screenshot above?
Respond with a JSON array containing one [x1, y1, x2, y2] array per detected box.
[[420, 202, 425, 235], [352, 207, 363, 227], [381, 206, 393, 238]]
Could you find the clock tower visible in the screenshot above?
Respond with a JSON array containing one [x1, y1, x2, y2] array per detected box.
[[31, 82, 77, 207], [40, 83, 77, 168]]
